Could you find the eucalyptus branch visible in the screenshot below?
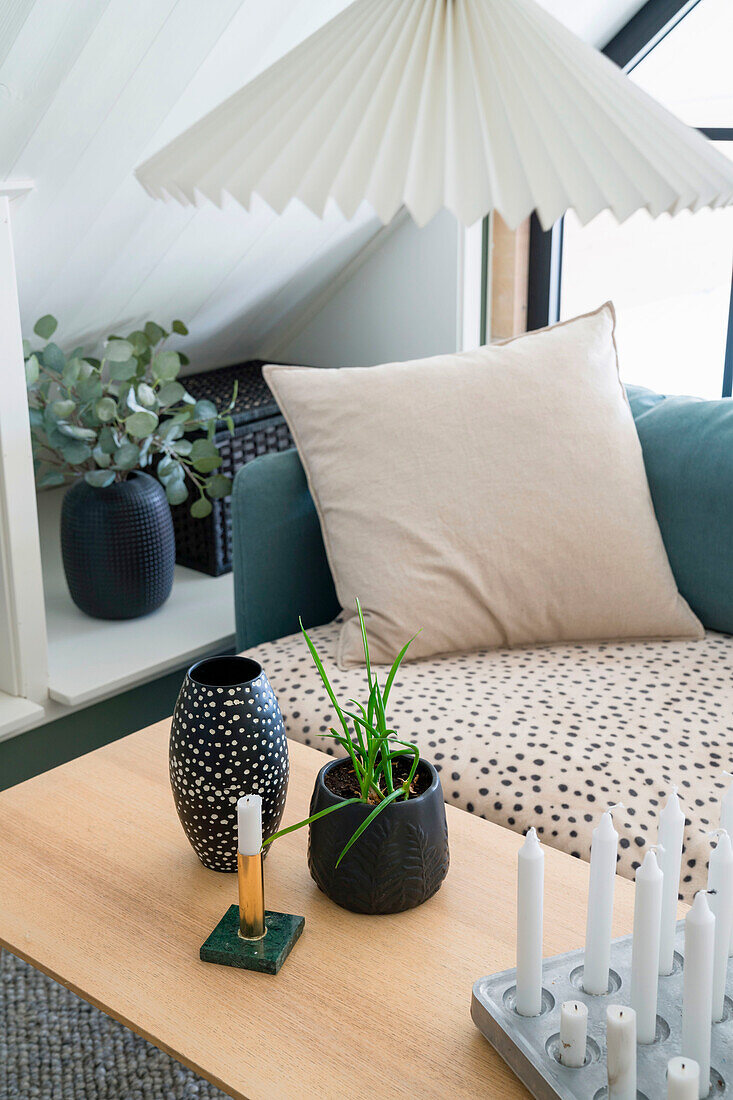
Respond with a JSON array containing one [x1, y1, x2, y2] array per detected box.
[[23, 314, 235, 515]]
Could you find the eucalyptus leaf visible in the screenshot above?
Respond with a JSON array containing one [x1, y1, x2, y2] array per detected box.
[[22, 338, 32, 357], [75, 377, 104, 403], [78, 360, 95, 380], [45, 425, 69, 450], [37, 470, 66, 488], [151, 350, 180, 382], [98, 426, 118, 454], [50, 399, 75, 419], [193, 399, 218, 422], [128, 330, 148, 355], [63, 357, 83, 385], [59, 423, 97, 441], [157, 381, 185, 407], [60, 440, 92, 464], [125, 411, 158, 439], [109, 359, 137, 381], [190, 438, 219, 462], [171, 319, 188, 335], [165, 478, 189, 506], [92, 445, 112, 468], [29, 408, 44, 429], [159, 420, 184, 441], [144, 321, 165, 345], [192, 455, 222, 474], [114, 442, 140, 469], [205, 474, 231, 499], [95, 397, 117, 422], [137, 382, 157, 408], [25, 355, 40, 385], [84, 469, 115, 488], [171, 438, 192, 456], [125, 388, 145, 413], [157, 456, 183, 483], [104, 339, 134, 363], [41, 343, 66, 373], [34, 314, 58, 340], [190, 496, 212, 518]]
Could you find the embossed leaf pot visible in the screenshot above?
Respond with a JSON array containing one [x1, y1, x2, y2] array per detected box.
[[60, 471, 175, 620], [307, 757, 450, 915], [170, 655, 289, 871]]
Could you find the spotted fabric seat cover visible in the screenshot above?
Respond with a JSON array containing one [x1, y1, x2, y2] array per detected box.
[[244, 622, 733, 902]]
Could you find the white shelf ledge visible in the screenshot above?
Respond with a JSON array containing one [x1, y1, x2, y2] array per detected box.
[[0, 692, 45, 744], [39, 488, 236, 709]]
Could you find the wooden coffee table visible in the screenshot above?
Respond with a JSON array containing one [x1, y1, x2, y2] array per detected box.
[[0, 721, 641, 1099]]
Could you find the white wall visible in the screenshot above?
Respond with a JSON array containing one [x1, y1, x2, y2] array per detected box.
[[276, 209, 462, 368]]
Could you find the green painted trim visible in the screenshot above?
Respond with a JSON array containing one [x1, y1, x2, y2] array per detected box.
[[0, 652, 230, 791]]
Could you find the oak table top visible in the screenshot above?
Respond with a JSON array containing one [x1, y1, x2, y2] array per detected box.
[[0, 722, 642, 1100]]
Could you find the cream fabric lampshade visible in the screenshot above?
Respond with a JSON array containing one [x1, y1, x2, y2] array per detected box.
[[135, 0, 733, 229]]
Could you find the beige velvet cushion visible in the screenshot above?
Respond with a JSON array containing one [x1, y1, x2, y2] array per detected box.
[[264, 304, 702, 666]]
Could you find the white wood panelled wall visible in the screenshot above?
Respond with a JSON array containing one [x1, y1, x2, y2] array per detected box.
[[2, 0, 381, 368]]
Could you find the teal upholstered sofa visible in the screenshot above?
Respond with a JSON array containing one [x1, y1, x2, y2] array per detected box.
[[230, 384, 733, 900]]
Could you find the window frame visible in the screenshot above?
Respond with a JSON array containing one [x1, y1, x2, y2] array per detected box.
[[526, 0, 733, 397]]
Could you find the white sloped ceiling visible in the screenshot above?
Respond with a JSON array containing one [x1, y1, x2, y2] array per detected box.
[[1, 0, 643, 370]]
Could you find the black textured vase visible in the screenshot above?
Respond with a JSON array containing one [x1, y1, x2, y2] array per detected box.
[[170, 655, 289, 872], [308, 758, 450, 914], [60, 471, 174, 620]]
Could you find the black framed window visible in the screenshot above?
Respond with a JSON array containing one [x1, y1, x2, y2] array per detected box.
[[527, 0, 733, 398]]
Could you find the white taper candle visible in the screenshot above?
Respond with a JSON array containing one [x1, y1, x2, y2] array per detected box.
[[630, 847, 663, 1043], [719, 773, 733, 956], [515, 827, 544, 1016], [658, 787, 685, 975], [668, 1057, 700, 1099], [681, 891, 715, 1099], [559, 1000, 588, 1068], [237, 793, 262, 855], [606, 1004, 637, 1099], [707, 830, 733, 1023], [584, 808, 620, 995]]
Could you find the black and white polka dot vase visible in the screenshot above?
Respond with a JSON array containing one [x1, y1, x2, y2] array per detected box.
[[169, 655, 289, 872]]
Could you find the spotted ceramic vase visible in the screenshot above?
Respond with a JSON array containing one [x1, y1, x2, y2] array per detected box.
[[170, 655, 288, 871]]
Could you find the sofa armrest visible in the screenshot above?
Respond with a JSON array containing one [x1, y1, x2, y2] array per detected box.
[[231, 448, 340, 650]]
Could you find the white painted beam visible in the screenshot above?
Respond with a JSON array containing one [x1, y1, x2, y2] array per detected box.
[[0, 189, 49, 705]]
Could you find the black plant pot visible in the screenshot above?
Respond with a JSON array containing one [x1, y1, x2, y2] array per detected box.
[[307, 758, 450, 915], [60, 471, 175, 620], [170, 655, 289, 872]]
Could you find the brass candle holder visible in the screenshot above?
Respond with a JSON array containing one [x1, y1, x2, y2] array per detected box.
[[237, 851, 266, 940], [200, 845, 305, 975]]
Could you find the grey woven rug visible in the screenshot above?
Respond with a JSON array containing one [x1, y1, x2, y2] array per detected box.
[[1, 950, 228, 1099]]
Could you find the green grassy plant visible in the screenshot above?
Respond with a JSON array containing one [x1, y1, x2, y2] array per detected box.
[[264, 599, 420, 866]]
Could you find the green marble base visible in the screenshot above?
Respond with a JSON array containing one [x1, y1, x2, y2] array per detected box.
[[200, 906, 305, 975]]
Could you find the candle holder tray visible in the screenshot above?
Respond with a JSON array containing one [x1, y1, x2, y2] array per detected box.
[[471, 920, 732, 1099]]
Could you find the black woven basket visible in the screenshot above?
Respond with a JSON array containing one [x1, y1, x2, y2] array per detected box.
[[170, 360, 293, 576]]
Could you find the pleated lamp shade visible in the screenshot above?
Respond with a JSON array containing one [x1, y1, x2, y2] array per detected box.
[[136, 0, 733, 229]]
